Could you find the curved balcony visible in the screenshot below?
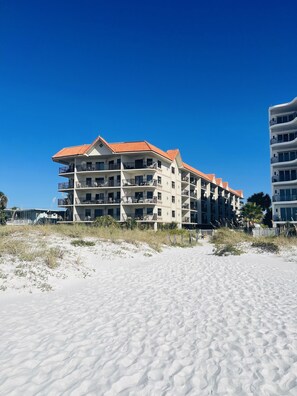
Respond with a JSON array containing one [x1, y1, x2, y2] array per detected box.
[[270, 136, 297, 149], [270, 112, 297, 128], [272, 175, 297, 184], [272, 194, 297, 202], [271, 157, 297, 167]]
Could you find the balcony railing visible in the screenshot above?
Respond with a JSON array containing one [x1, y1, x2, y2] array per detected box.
[[75, 215, 120, 222], [58, 182, 74, 190], [76, 181, 121, 188], [122, 179, 157, 187], [272, 175, 297, 183], [76, 164, 121, 172], [273, 194, 297, 202], [270, 112, 297, 126], [182, 217, 190, 222], [182, 203, 189, 209], [122, 214, 157, 221], [75, 198, 121, 205], [181, 190, 189, 196], [121, 196, 157, 204], [271, 155, 297, 164], [190, 179, 197, 185], [190, 191, 197, 198], [181, 176, 189, 182], [58, 198, 73, 206], [59, 166, 74, 174], [201, 182, 207, 189], [123, 162, 157, 170]]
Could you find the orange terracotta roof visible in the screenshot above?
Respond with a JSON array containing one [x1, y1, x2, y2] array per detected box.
[[52, 144, 91, 159], [167, 149, 180, 160], [109, 141, 171, 160], [182, 162, 211, 181], [52, 135, 243, 197]]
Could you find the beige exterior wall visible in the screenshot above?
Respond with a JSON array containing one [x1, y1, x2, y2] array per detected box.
[[55, 139, 242, 228]]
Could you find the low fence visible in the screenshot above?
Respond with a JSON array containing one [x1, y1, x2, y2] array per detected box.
[[252, 228, 280, 237], [167, 229, 214, 245]]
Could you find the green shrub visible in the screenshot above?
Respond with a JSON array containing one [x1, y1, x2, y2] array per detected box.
[[71, 239, 96, 247], [93, 215, 119, 228], [123, 217, 137, 230], [213, 244, 243, 256], [251, 241, 279, 253]]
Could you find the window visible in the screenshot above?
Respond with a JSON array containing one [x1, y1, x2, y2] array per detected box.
[[85, 209, 91, 218], [147, 158, 153, 166], [172, 210, 175, 218], [86, 193, 91, 201], [172, 166, 175, 174], [172, 181, 175, 188], [86, 178, 92, 187], [147, 208, 153, 215], [172, 196, 175, 203], [158, 176, 162, 185], [147, 191, 153, 199], [158, 192, 162, 200], [86, 162, 92, 170], [158, 208, 162, 216], [157, 160, 162, 168]]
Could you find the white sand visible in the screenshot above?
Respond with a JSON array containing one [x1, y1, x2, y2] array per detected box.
[[0, 242, 297, 395]]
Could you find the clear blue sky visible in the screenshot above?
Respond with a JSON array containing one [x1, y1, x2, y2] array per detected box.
[[1, 0, 297, 209]]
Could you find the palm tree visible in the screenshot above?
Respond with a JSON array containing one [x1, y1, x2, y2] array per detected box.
[[241, 202, 263, 231], [0, 191, 8, 225]]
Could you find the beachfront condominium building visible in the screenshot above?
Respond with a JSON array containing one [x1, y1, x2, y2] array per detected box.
[[270, 97, 297, 226], [53, 136, 243, 229]]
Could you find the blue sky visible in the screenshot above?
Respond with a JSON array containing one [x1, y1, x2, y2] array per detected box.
[[1, 0, 297, 208]]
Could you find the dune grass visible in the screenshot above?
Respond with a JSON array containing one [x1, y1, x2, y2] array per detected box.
[[211, 227, 297, 254], [0, 224, 197, 260]]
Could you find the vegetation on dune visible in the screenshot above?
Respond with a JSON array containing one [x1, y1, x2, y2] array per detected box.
[[0, 191, 8, 226]]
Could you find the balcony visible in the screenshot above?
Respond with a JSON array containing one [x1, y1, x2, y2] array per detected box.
[[58, 198, 73, 206], [123, 162, 157, 170], [201, 182, 207, 190], [58, 182, 74, 190], [190, 178, 197, 185], [122, 196, 157, 204], [75, 198, 121, 205], [182, 203, 189, 209], [75, 214, 120, 222], [181, 190, 189, 196], [182, 176, 189, 183], [76, 181, 121, 188], [122, 179, 157, 187], [272, 194, 297, 202], [272, 175, 297, 183], [76, 164, 121, 172], [59, 166, 74, 174], [122, 214, 157, 222], [270, 112, 297, 126], [271, 155, 297, 166], [190, 191, 197, 198], [182, 217, 190, 223]]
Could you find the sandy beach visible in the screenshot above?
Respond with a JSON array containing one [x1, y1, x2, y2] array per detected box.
[[0, 241, 297, 395]]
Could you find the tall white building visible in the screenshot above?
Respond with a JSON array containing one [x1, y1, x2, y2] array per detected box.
[[270, 97, 297, 225], [53, 136, 243, 229]]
